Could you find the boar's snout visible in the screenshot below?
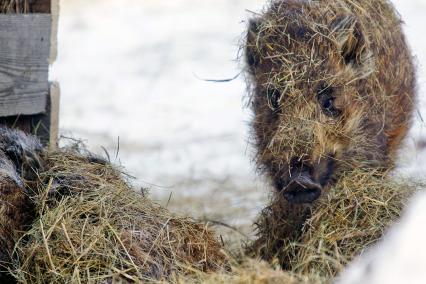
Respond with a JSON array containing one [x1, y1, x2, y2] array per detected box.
[[278, 161, 323, 204], [283, 174, 322, 204]]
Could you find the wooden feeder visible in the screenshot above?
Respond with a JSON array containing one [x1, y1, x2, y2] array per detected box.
[[0, 0, 59, 148]]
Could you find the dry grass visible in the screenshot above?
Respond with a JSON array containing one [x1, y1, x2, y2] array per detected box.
[[10, 150, 228, 283], [0, 0, 31, 13], [178, 258, 326, 284], [249, 169, 420, 279]]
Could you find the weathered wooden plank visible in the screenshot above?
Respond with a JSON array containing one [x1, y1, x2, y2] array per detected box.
[[0, 14, 51, 116]]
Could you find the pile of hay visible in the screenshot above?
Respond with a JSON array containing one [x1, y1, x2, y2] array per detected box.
[[249, 169, 420, 280], [10, 150, 228, 283]]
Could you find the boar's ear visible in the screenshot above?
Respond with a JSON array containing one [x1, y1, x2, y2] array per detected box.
[[245, 19, 262, 72], [332, 15, 368, 67]]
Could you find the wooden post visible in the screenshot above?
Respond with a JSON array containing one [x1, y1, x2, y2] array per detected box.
[[48, 82, 60, 149]]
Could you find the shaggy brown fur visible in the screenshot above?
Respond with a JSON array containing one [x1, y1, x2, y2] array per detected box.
[[245, 0, 416, 203], [0, 152, 31, 271], [245, 0, 416, 267], [0, 127, 42, 280]]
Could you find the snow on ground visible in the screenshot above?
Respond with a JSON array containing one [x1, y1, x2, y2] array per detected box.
[[51, 0, 426, 238]]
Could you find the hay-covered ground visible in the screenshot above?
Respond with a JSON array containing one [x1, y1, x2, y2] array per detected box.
[[51, 0, 426, 244]]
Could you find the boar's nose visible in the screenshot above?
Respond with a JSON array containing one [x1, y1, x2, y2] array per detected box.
[[282, 163, 322, 204], [283, 175, 322, 204]]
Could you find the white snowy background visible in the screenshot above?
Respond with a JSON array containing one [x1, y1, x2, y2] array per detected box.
[[52, 0, 269, 233], [51, 0, 426, 270]]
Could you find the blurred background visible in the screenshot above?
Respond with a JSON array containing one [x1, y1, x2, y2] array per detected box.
[[50, 0, 426, 237]]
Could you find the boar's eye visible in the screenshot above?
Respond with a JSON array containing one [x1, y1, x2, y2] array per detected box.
[[317, 86, 342, 117], [267, 88, 281, 111]]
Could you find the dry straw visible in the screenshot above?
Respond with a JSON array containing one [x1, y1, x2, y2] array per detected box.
[[178, 258, 326, 284], [11, 150, 228, 283], [249, 169, 420, 280], [0, 0, 31, 13]]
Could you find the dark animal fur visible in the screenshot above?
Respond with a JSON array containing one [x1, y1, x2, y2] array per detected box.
[[0, 127, 42, 280]]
